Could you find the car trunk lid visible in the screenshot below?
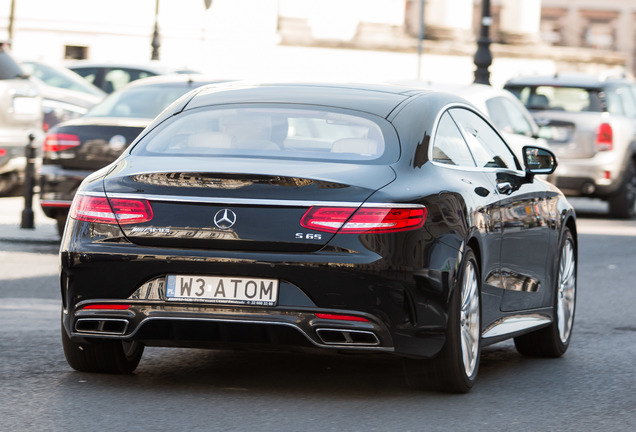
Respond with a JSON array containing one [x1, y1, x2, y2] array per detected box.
[[102, 156, 396, 251], [44, 117, 148, 170]]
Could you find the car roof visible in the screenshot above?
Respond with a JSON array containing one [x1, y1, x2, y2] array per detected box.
[[505, 73, 634, 88], [185, 82, 434, 118], [119, 73, 232, 89], [66, 61, 197, 74]]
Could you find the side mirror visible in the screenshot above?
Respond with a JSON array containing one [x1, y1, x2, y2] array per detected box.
[[523, 145, 557, 175]]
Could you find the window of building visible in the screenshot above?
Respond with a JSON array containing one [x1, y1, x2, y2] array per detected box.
[[64, 45, 88, 60]]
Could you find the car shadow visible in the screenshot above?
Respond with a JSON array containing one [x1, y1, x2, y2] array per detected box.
[[60, 341, 556, 397]]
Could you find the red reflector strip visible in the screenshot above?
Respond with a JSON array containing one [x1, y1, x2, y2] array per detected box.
[[40, 200, 72, 208], [70, 195, 153, 225], [315, 313, 370, 322], [301, 205, 426, 234], [82, 304, 130, 310]]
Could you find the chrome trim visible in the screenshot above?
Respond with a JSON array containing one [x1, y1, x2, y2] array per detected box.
[[482, 314, 551, 339], [315, 328, 381, 346], [75, 318, 129, 336], [103, 316, 395, 352], [80, 191, 425, 209]]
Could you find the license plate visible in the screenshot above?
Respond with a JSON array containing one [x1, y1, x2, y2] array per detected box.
[[166, 275, 278, 306], [12, 96, 40, 115]]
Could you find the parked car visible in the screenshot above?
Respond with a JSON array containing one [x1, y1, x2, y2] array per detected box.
[[21, 60, 106, 131], [60, 82, 577, 393], [393, 81, 549, 160], [67, 61, 198, 93], [0, 48, 42, 195], [505, 73, 636, 218], [39, 74, 228, 235]]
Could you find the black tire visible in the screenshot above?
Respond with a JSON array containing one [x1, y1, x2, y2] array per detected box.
[[0, 172, 19, 196], [61, 322, 144, 374], [608, 161, 636, 219], [403, 248, 481, 393], [56, 214, 68, 238], [514, 228, 576, 357]]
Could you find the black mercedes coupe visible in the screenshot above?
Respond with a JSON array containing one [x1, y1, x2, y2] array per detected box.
[[60, 82, 577, 393]]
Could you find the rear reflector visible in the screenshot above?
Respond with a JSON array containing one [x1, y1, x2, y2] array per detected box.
[[301, 205, 426, 233], [70, 195, 153, 225], [315, 313, 370, 322], [82, 304, 130, 310], [595, 123, 613, 151], [42, 133, 81, 152]]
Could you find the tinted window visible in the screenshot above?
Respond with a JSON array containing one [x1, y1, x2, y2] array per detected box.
[[449, 108, 519, 170], [432, 111, 475, 167], [134, 107, 388, 163], [86, 85, 194, 118], [607, 85, 636, 118], [104, 68, 156, 93], [0, 50, 25, 80], [513, 86, 603, 113]]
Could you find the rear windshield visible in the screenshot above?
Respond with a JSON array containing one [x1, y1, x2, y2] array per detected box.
[[508, 85, 603, 113], [133, 106, 390, 163], [86, 85, 195, 119]]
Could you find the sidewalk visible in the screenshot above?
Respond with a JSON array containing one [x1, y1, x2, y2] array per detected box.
[[0, 195, 59, 244]]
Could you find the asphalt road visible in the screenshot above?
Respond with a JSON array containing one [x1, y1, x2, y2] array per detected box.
[[1, 197, 635, 432]]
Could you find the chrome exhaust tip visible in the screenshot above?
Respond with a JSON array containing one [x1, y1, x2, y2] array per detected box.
[[315, 328, 380, 346], [75, 318, 129, 335]]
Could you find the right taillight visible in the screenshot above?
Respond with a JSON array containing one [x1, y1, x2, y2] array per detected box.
[[70, 195, 153, 225], [300, 205, 426, 234], [595, 123, 613, 151], [42, 133, 81, 153]]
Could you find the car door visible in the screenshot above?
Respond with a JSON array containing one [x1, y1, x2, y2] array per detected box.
[[449, 107, 554, 312], [429, 109, 505, 326]]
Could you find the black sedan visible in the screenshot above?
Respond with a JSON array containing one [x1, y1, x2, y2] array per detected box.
[[60, 83, 577, 393], [39, 74, 228, 234]]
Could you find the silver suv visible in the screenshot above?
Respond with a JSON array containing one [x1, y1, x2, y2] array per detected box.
[[0, 47, 42, 195], [505, 74, 636, 218]]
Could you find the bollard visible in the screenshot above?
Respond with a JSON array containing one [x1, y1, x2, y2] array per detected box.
[[20, 133, 37, 229]]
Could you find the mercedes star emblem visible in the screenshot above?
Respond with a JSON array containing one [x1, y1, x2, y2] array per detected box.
[[214, 209, 237, 230]]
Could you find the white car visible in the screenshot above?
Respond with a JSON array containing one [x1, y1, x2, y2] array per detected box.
[[392, 81, 549, 160]]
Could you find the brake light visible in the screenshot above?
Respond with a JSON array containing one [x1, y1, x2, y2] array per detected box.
[[595, 123, 613, 151], [42, 133, 81, 152], [301, 205, 426, 233], [0, 148, 6, 157], [315, 313, 370, 322], [82, 304, 130, 310], [70, 195, 153, 225]]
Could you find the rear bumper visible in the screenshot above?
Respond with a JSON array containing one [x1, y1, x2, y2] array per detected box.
[[64, 300, 395, 354], [548, 152, 624, 197]]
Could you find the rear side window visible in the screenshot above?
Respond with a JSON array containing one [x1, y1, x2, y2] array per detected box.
[[432, 111, 475, 167], [605, 85, 636, 118], [449, 108, 519, 170], [134, 107, 389, 163]]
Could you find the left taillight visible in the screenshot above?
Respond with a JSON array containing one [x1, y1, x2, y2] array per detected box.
[[595, 123, 613, 151], [301, 205, 426, 234], [70, 195, 153, 225], [42, 133, 81, 153]]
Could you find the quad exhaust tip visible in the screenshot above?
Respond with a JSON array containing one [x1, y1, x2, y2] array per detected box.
[[315, 328, 380, 346]]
